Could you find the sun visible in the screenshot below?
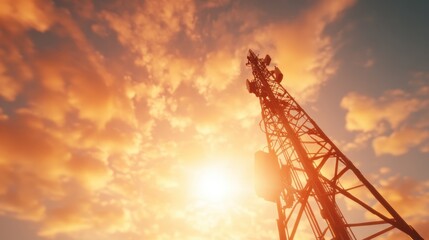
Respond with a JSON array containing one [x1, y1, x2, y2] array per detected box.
[[197, 169, 229, 201], [193, 165, 236, 203]]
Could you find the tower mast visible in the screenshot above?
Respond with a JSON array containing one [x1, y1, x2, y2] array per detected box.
[[246, 49, 423, 240]]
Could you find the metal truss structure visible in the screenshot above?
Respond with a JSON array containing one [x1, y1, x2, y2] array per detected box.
[[246, 49, 423, 240]]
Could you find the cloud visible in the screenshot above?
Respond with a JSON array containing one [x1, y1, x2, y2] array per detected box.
[[341, 90, 424, 132], [0, 113, 69, 221], [0, 62, 24, 101], [0, 113, 69, 178], [199, 0, 231, 9], [373, 127, 429, 156], [0, 108, 7, 120], [341, 86, 429, 155], [0, 0, 44, 102], [0, 0, 54, 32], [342, 132, 374, 151], [67, 151, 112, 191], [194, 49, 241, 95]]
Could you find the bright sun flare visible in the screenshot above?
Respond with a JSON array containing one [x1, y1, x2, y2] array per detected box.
[[195, 166, 235, 202]]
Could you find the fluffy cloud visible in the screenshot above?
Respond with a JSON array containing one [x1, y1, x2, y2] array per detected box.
[[0, 0, 54, 32], [341, 90, 423, 132], [194, 49, 241, 95], [341, 88, 429, 155], [373, 127, 429, 156]]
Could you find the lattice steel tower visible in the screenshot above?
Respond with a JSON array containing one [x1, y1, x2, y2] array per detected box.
[[246, 49, 423, 240]]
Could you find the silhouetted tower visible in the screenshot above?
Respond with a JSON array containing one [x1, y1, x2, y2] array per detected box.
[[246, 49, 423, 240]]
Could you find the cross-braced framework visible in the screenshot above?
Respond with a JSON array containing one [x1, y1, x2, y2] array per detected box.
[[246, 49, 423, 240]]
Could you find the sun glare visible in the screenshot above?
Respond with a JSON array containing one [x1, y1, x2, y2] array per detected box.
[[194, 165, 236, 203]]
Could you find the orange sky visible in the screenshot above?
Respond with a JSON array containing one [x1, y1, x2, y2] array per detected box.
[[0, 0, 428, 239]]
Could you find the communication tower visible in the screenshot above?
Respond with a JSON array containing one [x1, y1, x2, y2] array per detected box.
[[246, 49, 423, 240]]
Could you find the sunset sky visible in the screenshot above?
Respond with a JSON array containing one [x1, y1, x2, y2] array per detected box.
[[1, 0, 428, 239]]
